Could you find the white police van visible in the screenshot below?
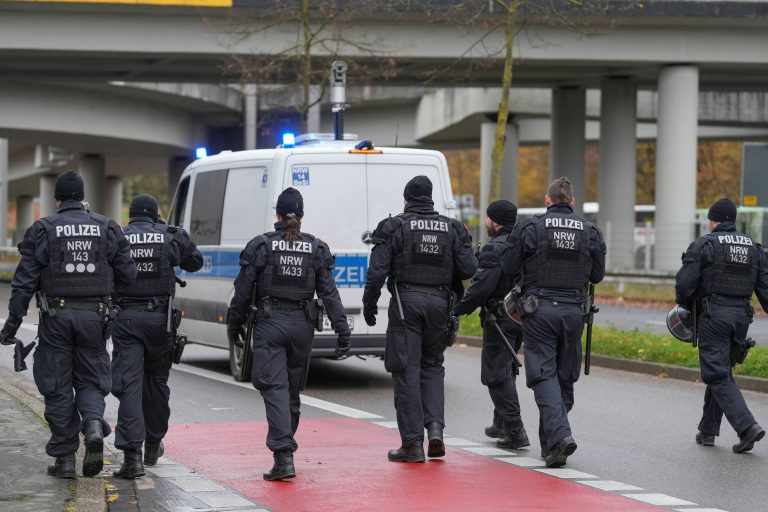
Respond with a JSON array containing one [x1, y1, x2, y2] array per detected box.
[[168, 133, 459, 380]]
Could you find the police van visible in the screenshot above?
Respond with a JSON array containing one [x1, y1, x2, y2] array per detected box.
[[167, 133, 459, 380]]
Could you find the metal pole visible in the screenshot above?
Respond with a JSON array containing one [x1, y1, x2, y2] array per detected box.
[[330, 61, 347, 140], [644, 220, 652, 271]]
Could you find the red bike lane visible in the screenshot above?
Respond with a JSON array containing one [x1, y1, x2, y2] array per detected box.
[[165, 417, 663, 512]]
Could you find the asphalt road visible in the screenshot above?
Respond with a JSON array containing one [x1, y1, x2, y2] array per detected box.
[[1, 281, 767, 511]]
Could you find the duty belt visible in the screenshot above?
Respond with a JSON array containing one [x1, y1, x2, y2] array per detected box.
[[49, 298, 108, 314], [116, 298, 169, 313], [268, 299, 306, 311], [397, 283, 450, 298]]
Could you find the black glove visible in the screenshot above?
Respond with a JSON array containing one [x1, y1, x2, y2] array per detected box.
[[227, 325, 245, 349], [335, 331, 351, 358], [363, 305, 377, 327], [1, 319, 20, 346]]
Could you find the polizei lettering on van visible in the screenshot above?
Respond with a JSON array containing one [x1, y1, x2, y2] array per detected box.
[[410, 219, 449, 232], [127, 233, 164, 245], [272, 240, 313, 253], [55, 225, 101, 237], [545, 218, 584, 230], [718, 235, 753, 246]]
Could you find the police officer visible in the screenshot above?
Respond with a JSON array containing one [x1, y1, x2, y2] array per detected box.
[[363, 175, 477, 463], [110, 194, 203, 478], [502, 177, 605, 468], [0, 171, 136, 479], [227, 187, 350, 481], [675, 198, 767, 452], [453, 200, 529, 449]]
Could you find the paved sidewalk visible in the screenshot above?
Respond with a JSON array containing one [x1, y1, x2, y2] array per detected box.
[[0, 366, 267, 512]]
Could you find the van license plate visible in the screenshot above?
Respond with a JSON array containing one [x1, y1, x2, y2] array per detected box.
[[322, 316, 354, 332]]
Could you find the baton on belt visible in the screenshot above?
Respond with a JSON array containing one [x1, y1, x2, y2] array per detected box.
[[484, 310, 522, 369]]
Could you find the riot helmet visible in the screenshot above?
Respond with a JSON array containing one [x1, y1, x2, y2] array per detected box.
[[666, 305, 693, 342], [502, 289, 523, 326]]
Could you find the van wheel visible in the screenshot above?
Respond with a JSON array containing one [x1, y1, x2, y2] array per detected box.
[[229, 340, 252, 382]]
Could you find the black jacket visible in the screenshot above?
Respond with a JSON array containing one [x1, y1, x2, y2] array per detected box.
[[454, 227, 514, 316]]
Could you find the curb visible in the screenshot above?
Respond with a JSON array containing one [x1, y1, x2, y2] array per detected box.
[[455, 335, 768, 394], [0, 368, 108, 512]]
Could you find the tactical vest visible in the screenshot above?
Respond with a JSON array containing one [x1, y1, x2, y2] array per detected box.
[[116, 222, 174, 299], [703, 231, 759, 298], [523, 212, 591, 292], [40, 210, 113, 298], [392, 213, 454, 287], [258, 232, 317, 301]]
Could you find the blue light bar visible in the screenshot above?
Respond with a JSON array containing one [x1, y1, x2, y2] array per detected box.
[[282, 132, 296, 148], [195, 147, 208, 159]]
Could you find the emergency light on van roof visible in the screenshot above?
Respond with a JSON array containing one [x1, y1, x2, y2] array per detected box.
[[350, 139, 382, 154], [195, 147, 207, 159], [282, 133, 296, 148]]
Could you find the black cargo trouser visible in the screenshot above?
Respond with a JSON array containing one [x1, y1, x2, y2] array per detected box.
[[251, 309, 314, 454], [33, 308, 112, 457], [111, 308, 173, 452], [385, 291, 448, 447], [697, 305, 756, 437], [482, 313, 523, 431], [522, 303, 584, 451]]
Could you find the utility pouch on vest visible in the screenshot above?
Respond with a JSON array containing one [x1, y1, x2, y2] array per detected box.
[[521, 295, 539, 315], [304, 299, 324, 332]]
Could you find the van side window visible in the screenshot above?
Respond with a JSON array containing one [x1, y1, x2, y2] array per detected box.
[[190, 169, 229, 245], [168, 176, 190, 229]]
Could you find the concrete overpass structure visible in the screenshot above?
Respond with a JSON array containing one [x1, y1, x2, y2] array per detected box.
[[1, 0, 768, 270]]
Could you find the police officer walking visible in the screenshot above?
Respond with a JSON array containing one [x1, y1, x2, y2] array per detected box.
[[0, 171, 136, 479], [503, 177, 605, 468], [110, 194, 203, 478], [362, 175, 477, 463], [675, 198, 767, 452], [453, 200, 529, 449], [227, 187, 350, 481]]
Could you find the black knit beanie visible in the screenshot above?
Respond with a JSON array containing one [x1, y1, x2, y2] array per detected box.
[[276, 187, 304, 217], [403, 175, 433, 200], [54, 171, 84, 202], [708, 198, 737, 223], [487, 200, 518, 227], [129, 194, 159, 220]]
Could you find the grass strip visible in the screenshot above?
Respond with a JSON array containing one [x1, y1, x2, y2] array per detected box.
[[457, 311, 768, 379]]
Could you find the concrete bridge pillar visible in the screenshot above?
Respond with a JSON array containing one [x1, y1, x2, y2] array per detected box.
[[79, 154, 105, 215], [654, 65, 699, 272], [480, 119, 520, 239], [0, 138, 7, 246], [104, 176, 123, 224], [598, 78, 638, 271], [39, 174, 57, 218], [243, 84, 258, 150], [550, 86, 586, 215], [14, 195, 34, 244]]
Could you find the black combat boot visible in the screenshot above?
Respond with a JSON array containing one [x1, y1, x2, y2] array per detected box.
[[47, 453, 76, 479], [484, 422, 504, 439], [497, 419, 530, 449], [144, 440, 165, 466], [387, 442, 426, 463], [695, 431, 715, 447], [82, 420, 104, 477], [545, 436, 577, 468], [113, 450, 145, 479], [733, 424, 765, 453], [263, 450, 296, 481], [426, 422, 445, 458]]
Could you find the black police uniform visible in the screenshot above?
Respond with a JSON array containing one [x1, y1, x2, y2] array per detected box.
[[503, 203, 605, 465], [454, 226, 527, 447], [111, 208, 202, 475], [363, 197, 477, 458], [5, 199, 136, 475], [227, 222, 349, 466], [675, 222, 768, 450]]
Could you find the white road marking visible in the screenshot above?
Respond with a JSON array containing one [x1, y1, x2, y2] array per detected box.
[[577, 480, 644, 492], [647, 320, 667, 326], [462, 446, 516, 456], [622, 493, 697, 506], [173, 362, 382, 419], [674, 509, 729, 512], [442, 437, 481, 446], [495, 456, 546, 467], [534, 468, 597, 479]]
